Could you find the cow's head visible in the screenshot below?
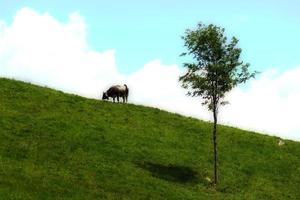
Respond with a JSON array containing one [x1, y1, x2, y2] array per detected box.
[[102, 92, 109, 100]]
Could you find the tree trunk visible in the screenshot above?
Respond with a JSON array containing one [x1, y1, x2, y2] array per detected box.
[[213, 108, 218, 185]]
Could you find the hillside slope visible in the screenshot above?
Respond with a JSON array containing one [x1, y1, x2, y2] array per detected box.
[[0, 77, 300, 200]]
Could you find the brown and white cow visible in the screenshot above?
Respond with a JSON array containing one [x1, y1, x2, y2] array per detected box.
[[102, 84, 129, 103]]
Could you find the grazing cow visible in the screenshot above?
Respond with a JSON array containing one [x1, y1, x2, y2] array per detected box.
[[102, 84, 129, 103]]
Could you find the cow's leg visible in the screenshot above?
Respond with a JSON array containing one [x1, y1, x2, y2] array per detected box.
[[117, 96, 119, 103], [113, 97, 115, 103]]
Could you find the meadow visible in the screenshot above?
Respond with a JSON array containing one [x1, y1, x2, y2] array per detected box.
[[0, 77, 299, 199]]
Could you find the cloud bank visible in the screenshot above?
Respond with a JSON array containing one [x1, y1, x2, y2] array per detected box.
[[0, 7, 299, 141]]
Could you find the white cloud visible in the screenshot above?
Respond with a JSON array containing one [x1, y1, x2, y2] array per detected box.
[[221, 67, 300, 141], [0, 7, 119, 97], [0, 7, 299, 141], [127, 60, 300, 141], [126, 60, 210, 120]]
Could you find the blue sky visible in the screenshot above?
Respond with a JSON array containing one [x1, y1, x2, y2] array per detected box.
[[1, 0, 300, 74], [1, 1, 300, 140]]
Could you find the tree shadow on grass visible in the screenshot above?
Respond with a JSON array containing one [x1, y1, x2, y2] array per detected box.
[[138, 162, 200, 184]]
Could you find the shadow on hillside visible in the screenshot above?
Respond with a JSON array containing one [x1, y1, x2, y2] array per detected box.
[[139, 162, 199, 184]]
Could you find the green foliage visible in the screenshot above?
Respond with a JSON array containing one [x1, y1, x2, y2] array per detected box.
[[179, 23, 256, 109], [0, 78, 300, 199]]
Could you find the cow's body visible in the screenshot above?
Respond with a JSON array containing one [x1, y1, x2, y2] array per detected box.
[[102, 84, 129, 103]]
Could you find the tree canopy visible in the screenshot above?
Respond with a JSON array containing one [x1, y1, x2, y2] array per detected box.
[[180, 23, 256, 111]]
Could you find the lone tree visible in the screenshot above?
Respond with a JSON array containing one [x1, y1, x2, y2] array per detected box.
[[179, 23, 256, 185]]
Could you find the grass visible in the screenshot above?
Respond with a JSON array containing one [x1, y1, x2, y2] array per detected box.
[[0, 77, 300, 199]]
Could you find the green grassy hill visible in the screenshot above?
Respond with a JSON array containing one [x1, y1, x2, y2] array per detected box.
[[0, 77, 300, 200]]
